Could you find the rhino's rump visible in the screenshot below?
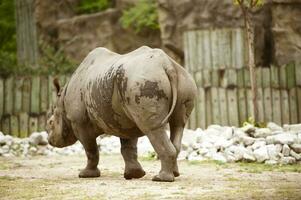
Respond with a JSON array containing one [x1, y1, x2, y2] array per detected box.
[[84, 56, 172, 137]]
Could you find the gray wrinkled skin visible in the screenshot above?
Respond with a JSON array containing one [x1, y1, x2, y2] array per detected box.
[[46, 46, 197, 182]]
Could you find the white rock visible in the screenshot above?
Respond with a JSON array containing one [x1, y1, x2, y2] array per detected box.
[[188, 151, 205, 161], [251, 140, 266, 150], [226, 145, 247, 161], [267, 122, 283, 132], [253, 146, 269, 162], [197, 148, 209, 156], [178, 151, 188, 160], [0, 131, 4, 137], [233, 128, 248, 138], [280, 156, 296, 164], [253, 128, 273, 138], [211, 153, 227, 163], [290, 144, 301, 153], [265, 160, 278, 165], [241, 136, 256, 146], [0, 135, 13, 145], [240, 123, 256, 134], [29, 132, 48, 145], [266, 133, 297, 145], [283, 124, 301, 133], [242, 152, 256, 162], [222, 127, 233, 140], [266, 144, 280, 160], [214, 138, 233, 150], [290, 150, 301, 161], [282, 144, 290, 156]]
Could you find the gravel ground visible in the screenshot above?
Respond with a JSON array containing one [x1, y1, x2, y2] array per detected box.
[[1, 154, 301, 200]]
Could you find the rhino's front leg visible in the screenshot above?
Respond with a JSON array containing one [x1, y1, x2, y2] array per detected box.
[[120, 138, 145, 180], [72, 123, 100, 178]]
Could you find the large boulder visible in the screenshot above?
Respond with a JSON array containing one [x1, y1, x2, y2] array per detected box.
[[57, 9, 161, 62]]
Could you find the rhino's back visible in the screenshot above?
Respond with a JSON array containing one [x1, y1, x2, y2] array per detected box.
[[84, 47, 172, 137]]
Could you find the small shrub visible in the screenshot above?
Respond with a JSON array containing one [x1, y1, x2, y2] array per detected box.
[[75, 0, 111, 14], [120, 0, 160, 33]]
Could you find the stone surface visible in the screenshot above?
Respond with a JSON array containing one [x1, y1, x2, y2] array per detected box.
[[290, 150, 301, 161], [253, 128, 273, 138], [266, 133, 297, 145], [290, 144, 301, 153], [282, 144, 291, 156], [267, 122, 283, 132], [280, 156, 296, 165], [29, 132, 48, 146], [253, 146, 269, 163]]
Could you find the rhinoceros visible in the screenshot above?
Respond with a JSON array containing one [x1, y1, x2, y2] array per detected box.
[[46, 46, 197, 182]]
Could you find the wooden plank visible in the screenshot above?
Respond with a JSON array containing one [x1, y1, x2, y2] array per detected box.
[[246, 89, 254, 120], [272, 89, 282, 124], [29, 116, 38, 134], [10, 115, 19, 137], [296, 63, 301, 86], [19, 112, 29, 138], [279, 66, 287, 89], [261, 68, 271, 88], [227, 88, 239, 126], [255, 67, 262, 88], [270, 65, 280, 89], [244, 68, 251, 88], [38, 114, 46, 131], [40, 76, 48, 112], [0, 78, 3, 118], [221, 29, 232, 68], [188, 31, 198, 72], [286, 63, 296, 89], [263, 88, 273, 122], [280, 90, 289, 124], [257, 88, 264, 122], [222, 69, 237, 88], [197, 88, 206, 129], [211, 87, 220, 124], [231, 28, 245, 68], [203, 69, 211, 88], [196, 31, 204, 70], [218, 88, 228, 126], [194, 71, 203, 87], [237, 68, 245, 88], [14, 77, 23, 114], [297, 88, 301, 123], [205, 88, 212, 127], [184, 32, 191, 71], [289, 88, 298, 124], [238, 88, 247, 125], [1, 116, 10, 135], [22, 77, 31, 112], [31, 76, 40, 114], [211, 70, 219, 87], [210, 29, 219, 69], [203, 30, 212, 69], [4, 77, 14, 114], [48, 76, 57, 108]]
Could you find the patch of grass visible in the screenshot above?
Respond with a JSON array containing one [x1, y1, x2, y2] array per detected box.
[[237, 162, 301, 173], [188, 159, 228, 166]]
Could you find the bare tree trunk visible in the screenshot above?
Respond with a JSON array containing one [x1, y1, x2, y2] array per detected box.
[[15, 0, 38, 68], [242, 7, 258, 121]]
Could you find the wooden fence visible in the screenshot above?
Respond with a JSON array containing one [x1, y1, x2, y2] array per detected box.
[[0, 75, 70, 137], [184, 28, 301, 129]]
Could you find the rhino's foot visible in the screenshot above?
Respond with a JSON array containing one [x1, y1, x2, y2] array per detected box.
[[173, 171, 180, 177], [152, 172, 174, 182], [124, 168, 146, 180], [79, 168, 100, 178]]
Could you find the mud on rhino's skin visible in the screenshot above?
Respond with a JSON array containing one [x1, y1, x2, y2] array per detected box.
[[135, 81, 168, 104], [46, 46, 197, 182]]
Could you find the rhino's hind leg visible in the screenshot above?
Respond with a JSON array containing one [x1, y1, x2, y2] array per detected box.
[[72, 123, 100, 178], [120, 138, 145, 180], [146, 127, 177, 182], [169, 125, 184, 177]]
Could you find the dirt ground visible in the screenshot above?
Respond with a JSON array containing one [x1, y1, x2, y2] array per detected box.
[[0, 154, 301, 200]]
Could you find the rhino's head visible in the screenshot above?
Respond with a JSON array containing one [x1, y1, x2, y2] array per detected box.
[[46, 79, 77, 148]]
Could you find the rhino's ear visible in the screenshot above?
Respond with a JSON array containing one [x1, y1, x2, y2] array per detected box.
[[53, 78, 61, 95]]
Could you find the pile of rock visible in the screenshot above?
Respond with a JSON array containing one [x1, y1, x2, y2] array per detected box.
[[0, 122, 300, 165], [181, 123, 301, 164]]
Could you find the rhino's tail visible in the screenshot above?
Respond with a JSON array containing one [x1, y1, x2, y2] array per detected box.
[[161, 65, 178, 125]]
